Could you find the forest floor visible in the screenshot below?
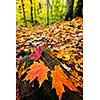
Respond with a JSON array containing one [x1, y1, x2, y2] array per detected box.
[[16, 17, 83, 100]]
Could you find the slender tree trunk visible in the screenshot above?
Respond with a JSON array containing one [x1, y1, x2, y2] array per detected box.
[[33, 0, 37, 24], [30, 0, 34, 26], [73, 0, 83, 18], [21, 0, 27, 27], [38, 1, 42, 13], [51, 0, 54, 24], [65, 0, 74, 21], [46, 0, 50, 25]]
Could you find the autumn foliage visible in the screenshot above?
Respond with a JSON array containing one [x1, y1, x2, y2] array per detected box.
[[24, 60, 49, 84], [29, 47, 42, 60], [16, 17, 83, 100], [52, 65, 78, 98]]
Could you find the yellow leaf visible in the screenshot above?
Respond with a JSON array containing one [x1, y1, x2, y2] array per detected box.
[[63, 55, 70, 61], [18, 62, 27, 79]]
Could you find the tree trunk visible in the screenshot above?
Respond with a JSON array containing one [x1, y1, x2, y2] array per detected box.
[[30, 0, 34, 26], [21, 0, 27, 27], [51, 0, 54, 24], [33, 0, 37, 24], [46, 0, 50, 25], [73, 0, 83, 18], [65, 0, 74, 21]]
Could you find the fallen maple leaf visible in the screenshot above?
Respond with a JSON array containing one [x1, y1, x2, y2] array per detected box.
[[29, 46, 42, 61], [24, 60, 49, 85], [52, 65, 78, 99]]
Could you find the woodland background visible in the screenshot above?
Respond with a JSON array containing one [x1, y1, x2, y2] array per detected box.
[[16, 0, 83, 27], [16, 0, 83, 100]]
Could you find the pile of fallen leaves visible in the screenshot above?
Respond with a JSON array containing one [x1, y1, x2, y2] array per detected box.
[[16, 17, 83, 100]]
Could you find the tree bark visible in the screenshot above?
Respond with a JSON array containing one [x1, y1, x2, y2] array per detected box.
[[30, 0, 34, 25], [33, 0, 37, 24], [46, 0, 50, 25], [65, 0, 74, 21], [73, 0, 83, 18], [21, 0, 27, 27]]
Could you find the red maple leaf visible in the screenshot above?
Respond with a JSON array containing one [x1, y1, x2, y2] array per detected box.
[[29, 47, 42, 61]]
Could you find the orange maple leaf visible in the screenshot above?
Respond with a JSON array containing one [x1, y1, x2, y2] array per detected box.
[[24, 60, 49, 85], [52, 65, 78, 99]]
